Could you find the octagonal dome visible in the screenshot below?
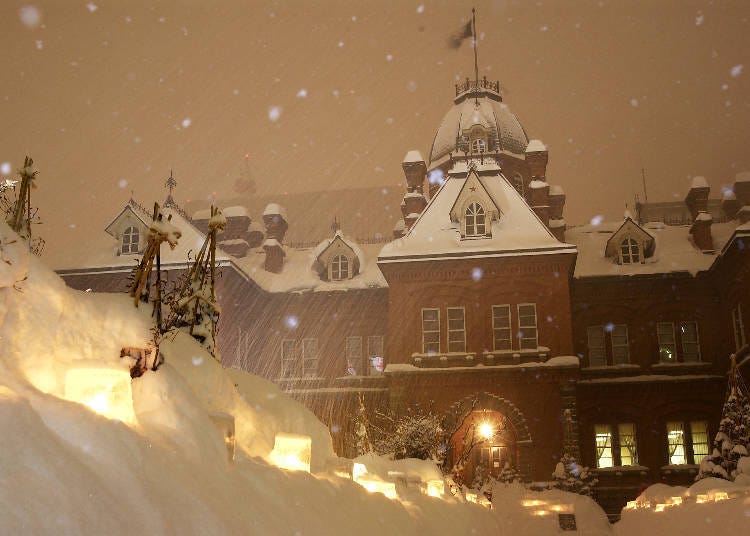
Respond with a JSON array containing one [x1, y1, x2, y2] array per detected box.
[[429, 88, 529, 166]]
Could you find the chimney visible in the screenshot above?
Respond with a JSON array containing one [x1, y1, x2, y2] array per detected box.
[[525, 139, 548, 180], [738, 206, 750, 225], [733, 172, 750, 207], [262, 203, 288, 273], [548, 185, 566, 219], [722, 190, 740, 220], [684, 176, 710, 220], [400, 150, 428, 231], [690, 211, 714, 253], [529, 179, 550, 226]]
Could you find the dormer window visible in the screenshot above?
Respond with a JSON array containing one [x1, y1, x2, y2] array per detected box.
[[620, 238, 640, 264], [330, 254, 350, 281], [471, 138, 487, 154], [465, 202, 486, 237], [121, 226, 139, 254]]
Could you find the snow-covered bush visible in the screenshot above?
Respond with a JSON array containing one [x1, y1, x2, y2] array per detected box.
[[552, 453, 597, 497]]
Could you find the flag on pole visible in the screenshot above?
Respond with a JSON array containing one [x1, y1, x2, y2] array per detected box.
[[447, 20, 473, 49]]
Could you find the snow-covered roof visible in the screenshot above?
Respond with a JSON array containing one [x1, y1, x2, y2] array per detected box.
[[402, 150, 424, 163], [429, 94, 528, 165], [263, 203, 288, 221], [735, 171, 750, 183], [690, 176, 709, 189], [566, 219, 740, 278], [549, 185, 565, 196], [525, 139, 547, 153], [528, 180, 548, 190], [379, 162, 575, 263], [234, 241, 386, 293]]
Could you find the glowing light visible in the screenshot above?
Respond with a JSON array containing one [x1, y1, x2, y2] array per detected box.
[[356, 478, 397, 499], [695, 494, 708, 504], [19, 6, 42, 28], [268, 432, 311, 472], [64, 367, 136, 424], [465, 492, 478, 503], [352, 462, 367, 480], [532, 509, 550, 516], [1, 162, 11, 175], [521, 499, 547, 507], [479, 422, 494, 440], [712, 491, 729, 501], [425, 479, 444, 498]]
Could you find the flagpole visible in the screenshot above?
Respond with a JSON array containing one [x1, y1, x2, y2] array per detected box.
[[472, 7, 479, 103]]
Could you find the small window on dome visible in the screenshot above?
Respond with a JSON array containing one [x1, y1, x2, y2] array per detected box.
[[465, 202, 486, 237], [121, 226, 139, 254], [471, 139, 487, 154], [330, 254, 350, 280], [620, 238, 640, 264]]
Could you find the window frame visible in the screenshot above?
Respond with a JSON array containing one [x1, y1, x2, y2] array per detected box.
[[465, 202, 487, 237], [330, 254, 350, 281], [345, 336, 363, 375], [733, 304, 746, 351], [679, 321, 701, 362], [666, 420, 709, 465], [121, 225, 140, 254], [492, 305, 512, 351], [620, 237, 641, 265], [594, 423, 638, 468], [421, 308, 440, 354], [280, 339, 296, 378], [366, 335, 384, 375], [656, 321, 701, 363], [471, 138, 487, 154], [301, 338, 318, 377], [447, 307, 466, 353], [517, 303, 538, 350], [657, 322, 677, 363]]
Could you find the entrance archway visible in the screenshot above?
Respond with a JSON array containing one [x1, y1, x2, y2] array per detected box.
[[443, 392, 533, 483]]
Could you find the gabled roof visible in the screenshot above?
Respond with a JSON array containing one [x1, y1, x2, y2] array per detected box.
[[314, 232, 361, 267], [104, 205, 147, 237], [379, 159, 575, 263], [604, 217, 655, 258], [448, 167, 502, 226]]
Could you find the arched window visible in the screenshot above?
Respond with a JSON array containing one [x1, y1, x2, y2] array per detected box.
[[471, 138, 487, 154], [121, 226, 139, 254], [620, 238, 640, 264], [331, 254, 349, 280], [465, 202, 486, 237]]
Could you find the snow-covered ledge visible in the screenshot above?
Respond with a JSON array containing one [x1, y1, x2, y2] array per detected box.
[[484, 346, 551, 365]]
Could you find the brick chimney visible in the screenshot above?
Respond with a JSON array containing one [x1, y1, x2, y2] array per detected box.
[[529, 179, 550, 226], [734, 172, 750, 207], [738, 206, 750, 225], [722, 190, 740, 220], [684, 176, 710, 220], [400, 150, 428, 231], [690, 211, 714, 253], [525, 139, 548, 180], [262, 203, 288, 273]]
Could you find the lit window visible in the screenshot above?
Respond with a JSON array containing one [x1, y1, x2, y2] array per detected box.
[[121, 226, 139, 254], [367, 335, 384, 375], [346, 336, 362, 375], [331, 254, 349, 280], [422, 309, 440, 354], [732, 304, 746, 351], [280, 339, 296, 378], [680, 321, 701, 362], [471, 138, 487, 154], [447, 307, 466, 353], [595, 423, 638, 468], [657, 322, 676, 363], [666, 421, 709, 465], [302, 338, 318, 377], [465, 202, 486, 237], [492, 305, 512, 351], [620, 238, 640, 264], [518, 303, 538, 350]]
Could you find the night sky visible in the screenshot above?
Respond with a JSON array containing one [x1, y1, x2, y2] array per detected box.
[[2, 0, 749, 261]]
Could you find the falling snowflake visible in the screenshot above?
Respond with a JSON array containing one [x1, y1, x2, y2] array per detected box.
[[540, 25, 549, 32], [428, 169, 445, 186], [730, 64, 743, 77], [0, 162, 11, 175], [630, 98, 639, 107], [406, 80, 418, 92], [695, 13, 704, 26], [604, 323, 615, 332], [284, 315, 299, 329], [181, 118, 191, 128], [35, 40, 43, 50], [268, 106, 282, 122], [118, 179, 127, 188], [232, 88, 240, 95], [590, 215, 604, 226], [86, 2, 98, 13], [471, 267, 483, 281], [332, 89, 340, 98], [386, 54, 393, 61], [722, 84, 729, 90], [191, 356, 203, 366], [338, 41, 344, 48], [18, 6, 42, 28], [296, 88, 308, 98], [416, 4, 424, 14], [385, 117, 394, 125], [351, 15, 357, 22]]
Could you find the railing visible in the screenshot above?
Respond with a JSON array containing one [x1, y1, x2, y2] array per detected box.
[[455, 76, 500, 97], [128, 197, 193, 222], [286, 235, 391, 249]]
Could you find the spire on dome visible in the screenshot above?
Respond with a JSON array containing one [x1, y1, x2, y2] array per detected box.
[[164, 170, 178, 208]]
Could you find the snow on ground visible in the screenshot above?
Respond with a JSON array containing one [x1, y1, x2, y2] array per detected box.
[[0, 222, 612, 534], [615, 478, 750, 535]]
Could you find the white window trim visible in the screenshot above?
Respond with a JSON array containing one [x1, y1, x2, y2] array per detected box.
[[657, 322, 677, 363], [421, 308, 440, 354], [346, 336, 363, 375], [679, 321, 701, 362], [121, 225, 140, 254], [280, 339, 296, 378], [366, 335, 384, 375], [492, 304, 512, 351], [517, 303, 538, 350], [464, 202, 487, 238], [329, 254, 350, 281], [619, 236, 642, 265], [586, 325, 607, 367], [447, 306, 466, 353], [733, 304, 746, 351], [302, 338, 318, 377], [611, 324, 630, 365]]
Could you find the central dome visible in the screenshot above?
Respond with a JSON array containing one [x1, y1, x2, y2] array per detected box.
[[428, 79, 529, 167]]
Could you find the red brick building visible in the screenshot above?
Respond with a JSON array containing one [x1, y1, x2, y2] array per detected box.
[[55, 77, 750, 518]]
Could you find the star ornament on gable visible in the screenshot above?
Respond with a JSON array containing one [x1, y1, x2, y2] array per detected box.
[[0, 179, 18, 192], [469, 186, 477, 192]]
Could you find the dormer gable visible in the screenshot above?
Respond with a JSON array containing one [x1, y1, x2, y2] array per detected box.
[[449, 168, 502, 238], [104, 205, 148, 255], [313, 232, 362, 281], [605, 217, 655, 264]]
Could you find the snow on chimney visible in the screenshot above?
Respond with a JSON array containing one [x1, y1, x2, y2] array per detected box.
[[690, 211, 714, 253], [399, 150, 428, 232], [262, 203, 288, 273], [684, 176, 710, 220]]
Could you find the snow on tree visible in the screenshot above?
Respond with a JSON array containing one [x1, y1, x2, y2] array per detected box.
[[2, 156, 44, 255], [352, 393, 373, 457], [496, 461, 521, 484], [697, 354, 750, 481], [165, 205, 224, 359], [552, 452, 598, 497], [372, 404, 445, 462]]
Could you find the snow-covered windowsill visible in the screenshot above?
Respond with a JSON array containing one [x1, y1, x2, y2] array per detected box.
[[594, 465, 649, 476], [660, 464, 699, 475], [651, 361, 711, 370]]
